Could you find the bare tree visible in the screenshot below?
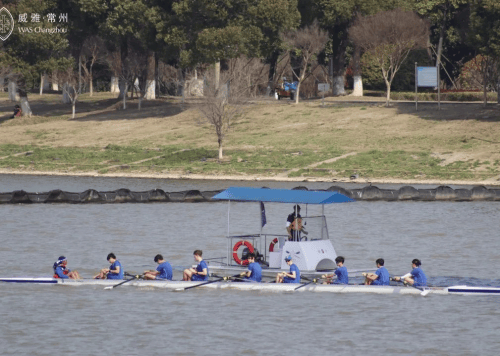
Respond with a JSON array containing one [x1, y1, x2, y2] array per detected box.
[[458, 54, 498, 106], [157, 61, 182, 96], [59, 67, 79, 119], [108, 51, 147, 109], [281, 20, 329, 104], [350, 9, 430, 106], [81, 36, 106, 96], [197, 57, 265, 160]]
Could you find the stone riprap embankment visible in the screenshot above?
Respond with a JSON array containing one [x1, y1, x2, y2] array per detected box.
[[1, 185, 499, 204]]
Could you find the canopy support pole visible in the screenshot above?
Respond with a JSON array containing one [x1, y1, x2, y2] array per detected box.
[[227, 200, 231, 265]]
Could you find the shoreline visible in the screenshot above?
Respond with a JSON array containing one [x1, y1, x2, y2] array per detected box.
[[1, 168, 499, 187]]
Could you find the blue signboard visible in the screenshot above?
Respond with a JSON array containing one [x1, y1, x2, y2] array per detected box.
[[417, 67, 438, 87]]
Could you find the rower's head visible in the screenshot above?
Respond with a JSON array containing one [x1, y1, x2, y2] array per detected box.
[[193, 250, 203, 261], [335, 256, 344, 266], [154, 254, 163, 263], [412, 259, 421, 268], [56, 256, 67, 266], [285, 255, 292, 264], [107, 253, 116, 263], [376, 258, 384, 267], [293, 205, 301, 213], [247, 252, 255, 263]]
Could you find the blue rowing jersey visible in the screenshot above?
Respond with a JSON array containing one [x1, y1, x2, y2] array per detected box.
[[54, 266, 70, 279], [191, 260, 209, 281], [411, 267, 427, 286], [156, 261, 173, 280], [334, 266, 348, 284], [283, 263, 300, 283], [247, 262, 262, 282], [373, 266, 390, 285], [107, 260, 123, 279]]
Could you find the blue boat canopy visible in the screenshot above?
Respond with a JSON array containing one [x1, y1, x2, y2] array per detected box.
[[212, 187, 355, 204]]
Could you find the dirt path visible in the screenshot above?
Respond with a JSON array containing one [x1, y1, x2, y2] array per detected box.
[[277, 152, 358, 177]]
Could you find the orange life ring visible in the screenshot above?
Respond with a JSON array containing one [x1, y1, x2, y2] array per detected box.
[[233, 240, 255, 265], [269, 238, 279, 252]]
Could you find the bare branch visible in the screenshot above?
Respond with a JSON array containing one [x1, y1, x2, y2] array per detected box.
[[196, 57, 267, 159], [281, 20, 329, 103], [350, 9, 430, 106]]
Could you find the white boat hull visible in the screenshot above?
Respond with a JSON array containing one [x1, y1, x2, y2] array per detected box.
[[1, 278, 498, 296]]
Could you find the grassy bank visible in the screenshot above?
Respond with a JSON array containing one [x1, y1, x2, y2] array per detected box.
[[1, 92, 500, 183]]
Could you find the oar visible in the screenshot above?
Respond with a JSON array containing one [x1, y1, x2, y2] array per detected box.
[[294, 278, 319, 291], [104, 274, 142, 290], [174, 274, 239, 292]]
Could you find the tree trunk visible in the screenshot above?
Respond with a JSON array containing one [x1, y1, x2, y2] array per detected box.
[[133, 78, 139, 99], [436, 4, 449, 67], [89, 66, 93, 96], [118, 78, 127, 100], [145, 51, 155, 100], [215, 61, 220, 90], [498, 79, 500, 104], [295, 64, 307, 105], [329, 29, 349, 96], [8, 79, 19, 101], [62, 83, 71, 104], [426, 35, 433, 62], [39, 73, 44, 95], [19, 91, 32, 117], [218, 139, 223, 160], [78, 54, 82, 94], [0, 76, 4, 92], [483, 74, 487, 107], [51, 71, 59, 90], [385, 79, 391, 107], [122, 83, 128, 109], [351, 45, 363, 96], [267, 50, 280, 95], [43, 74, 50, 91], [110, 76, 119, 94], [329, 53, 346, 96], [72, 102, 76, 119]]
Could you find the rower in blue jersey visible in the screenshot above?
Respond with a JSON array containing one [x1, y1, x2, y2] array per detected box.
[[322, 256, 348, 284], [144, 254, 173, 280], [276, 255, 300, 283], [239, 253, 262, 282], [94, 253, 124, 279], [53, 256, 81, 279], [183, 250, 209, 281], [395, 259, 427, 287], [364, 258, 390, 285]]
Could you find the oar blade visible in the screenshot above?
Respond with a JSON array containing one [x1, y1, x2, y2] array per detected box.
[[420, 289, 431, 296]]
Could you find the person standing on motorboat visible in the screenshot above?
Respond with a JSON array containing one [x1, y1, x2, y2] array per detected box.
[[322, 256, 348, 284], [183, 250, 209, 281], [394, 259, 427, 287], [363, 258, 390, 285], [94, 253, 123, 279], [53, 256, 81, 279], [276, 255, 301, 283], [144, 254, 173, 280], [239, 253, 262, 282], [286, 205, 307, 241]]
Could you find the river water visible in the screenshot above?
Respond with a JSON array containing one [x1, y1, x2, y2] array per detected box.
[[0, 175, 499, 355]]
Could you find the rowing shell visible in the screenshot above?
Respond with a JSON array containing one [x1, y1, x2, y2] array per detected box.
[[1, 278, 499, 296]]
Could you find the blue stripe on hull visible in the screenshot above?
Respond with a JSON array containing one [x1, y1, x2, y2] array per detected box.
[[448, 288, 500, 294], [0, 279, 57, 284]]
